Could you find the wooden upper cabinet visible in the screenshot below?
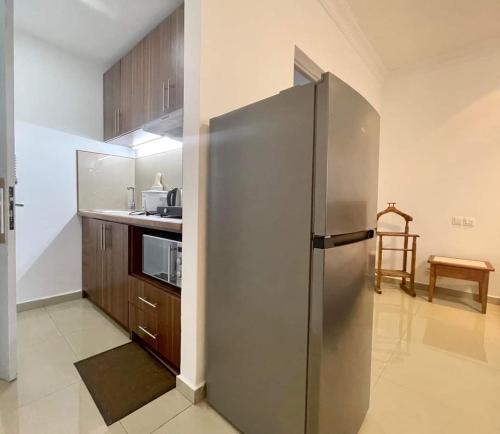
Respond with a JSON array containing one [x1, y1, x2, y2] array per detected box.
[[120, 37, 152, 135], [148, 17, 171, 120], [169, 4, 184, 112], [103, 5, 184, 141], [103, 62, 121, 141], [149, 4, 184, 119]]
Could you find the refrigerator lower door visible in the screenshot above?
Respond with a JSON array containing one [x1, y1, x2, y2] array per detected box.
[[307, 237, 375, 434], [206, 83, 316, 434]]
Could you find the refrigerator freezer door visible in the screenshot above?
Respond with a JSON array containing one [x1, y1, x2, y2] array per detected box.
[[313, 73, 380, 237], [307, 237, 376, 434], [206, 83, 316, 434]]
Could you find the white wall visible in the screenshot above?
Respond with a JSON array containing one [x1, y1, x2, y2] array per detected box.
[[14, 31, 103, 140], [13, 31, 133, 303], [379, 46, 500, 298], [199, 0, 382, 117], [181, 0, 384, 392], [15, 121, 133, 304]]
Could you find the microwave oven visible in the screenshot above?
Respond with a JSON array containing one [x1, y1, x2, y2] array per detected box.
[[143, 235, 182, 288]]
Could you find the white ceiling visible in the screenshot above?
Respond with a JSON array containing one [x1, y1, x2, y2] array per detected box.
[[346, 0, 500, 70], [14, 0, 183, 67]]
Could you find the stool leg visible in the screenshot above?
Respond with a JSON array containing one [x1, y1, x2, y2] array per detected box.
[[480, 274, 489, 314], [428, 265, 436, 303]]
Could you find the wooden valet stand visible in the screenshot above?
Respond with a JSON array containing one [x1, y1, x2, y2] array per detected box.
[[376, 203, 419, 297]]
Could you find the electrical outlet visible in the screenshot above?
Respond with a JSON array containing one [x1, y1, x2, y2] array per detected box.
[[462, 217, 476, 227], [452, 216, 463, 226]]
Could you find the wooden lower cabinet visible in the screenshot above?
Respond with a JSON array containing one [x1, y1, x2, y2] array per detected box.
[[103, 61, 122, 141], [103, 222, 129, 328], [129, 276, 181, 369], [83, 217, 181, 369], [82, 217, 102, 305], [82, 217, 129, 329]]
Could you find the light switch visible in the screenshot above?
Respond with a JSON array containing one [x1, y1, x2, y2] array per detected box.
[[452, 216, 462, 226], [462, 217, 476, 227]]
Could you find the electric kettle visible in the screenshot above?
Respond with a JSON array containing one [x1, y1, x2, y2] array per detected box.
[[167, 188, 182, 206]]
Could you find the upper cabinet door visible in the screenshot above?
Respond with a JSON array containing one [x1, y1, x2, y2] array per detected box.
[[103, 62, 121, 141], [149, 4, 183, 119], [121, 37, 152, 134], [169, 4, 184, 112], [149, 16, 172, 120]]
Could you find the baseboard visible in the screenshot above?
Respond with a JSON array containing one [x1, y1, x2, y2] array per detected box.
[[17, 290, 82, 312], [381, 277, 500, 305], [176, 375, 205, 404]]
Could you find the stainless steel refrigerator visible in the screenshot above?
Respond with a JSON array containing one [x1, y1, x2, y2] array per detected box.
[[206, 72, 380, 434]]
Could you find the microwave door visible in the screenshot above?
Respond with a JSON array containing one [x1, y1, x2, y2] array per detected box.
[[142, 235, 182, 288]]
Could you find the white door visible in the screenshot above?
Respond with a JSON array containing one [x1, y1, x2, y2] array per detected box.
[[0, 0, 16, 382]]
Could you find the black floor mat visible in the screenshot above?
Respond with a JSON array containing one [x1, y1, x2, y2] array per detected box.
[[75, 342, 176, 425]]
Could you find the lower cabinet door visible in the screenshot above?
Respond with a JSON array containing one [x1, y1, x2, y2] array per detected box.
[[82, 218, 129, 329], [104, 222, 129, 329], [157, 293, 181, 369], [82, 217, 103, 306]]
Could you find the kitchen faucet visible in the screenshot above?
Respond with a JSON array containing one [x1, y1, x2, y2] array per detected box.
[[126, 186, 136, 211]]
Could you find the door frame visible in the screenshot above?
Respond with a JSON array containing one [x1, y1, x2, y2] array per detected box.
[[0, 0, 16, 382], [294, 46, 323, 82]]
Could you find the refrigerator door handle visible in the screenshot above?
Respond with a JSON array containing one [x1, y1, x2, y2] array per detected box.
[[313, 229, 375, 249]]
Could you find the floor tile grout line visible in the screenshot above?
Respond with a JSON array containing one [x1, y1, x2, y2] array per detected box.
[[119, 420, 130, 434], [42, 300, 132, 430], [150, 402, 194, 433], [13, 305, 82, 415], [44, 298, 130, 361], [4, 378, 81, 417], [45, 302, 81, 360], [46, 298, 131, 343]]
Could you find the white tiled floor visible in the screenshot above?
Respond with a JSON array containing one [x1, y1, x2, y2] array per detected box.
[[2, 287, 500, 433], [0, 298, 237, 434], [361, 284, 500, 434]]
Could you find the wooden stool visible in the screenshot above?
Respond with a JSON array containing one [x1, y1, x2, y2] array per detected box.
[[428, 256, 495, 314], [376, 203, 419, 297]]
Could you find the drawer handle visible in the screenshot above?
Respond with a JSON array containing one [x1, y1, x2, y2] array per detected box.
[[138, 296, 158, 308], [138, 325, 157, 340]]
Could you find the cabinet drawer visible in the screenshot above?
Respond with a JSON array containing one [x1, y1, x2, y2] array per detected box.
[[128, 276, 144, 307], [129, 276, 181, 369], [129, 277, 168, 312], [129, 303, 159, 351]]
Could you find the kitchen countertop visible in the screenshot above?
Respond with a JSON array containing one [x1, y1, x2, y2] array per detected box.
[[78, 210, 182, 233]]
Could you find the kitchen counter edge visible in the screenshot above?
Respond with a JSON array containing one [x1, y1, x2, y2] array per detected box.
[[78, 210, 182, 233]]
